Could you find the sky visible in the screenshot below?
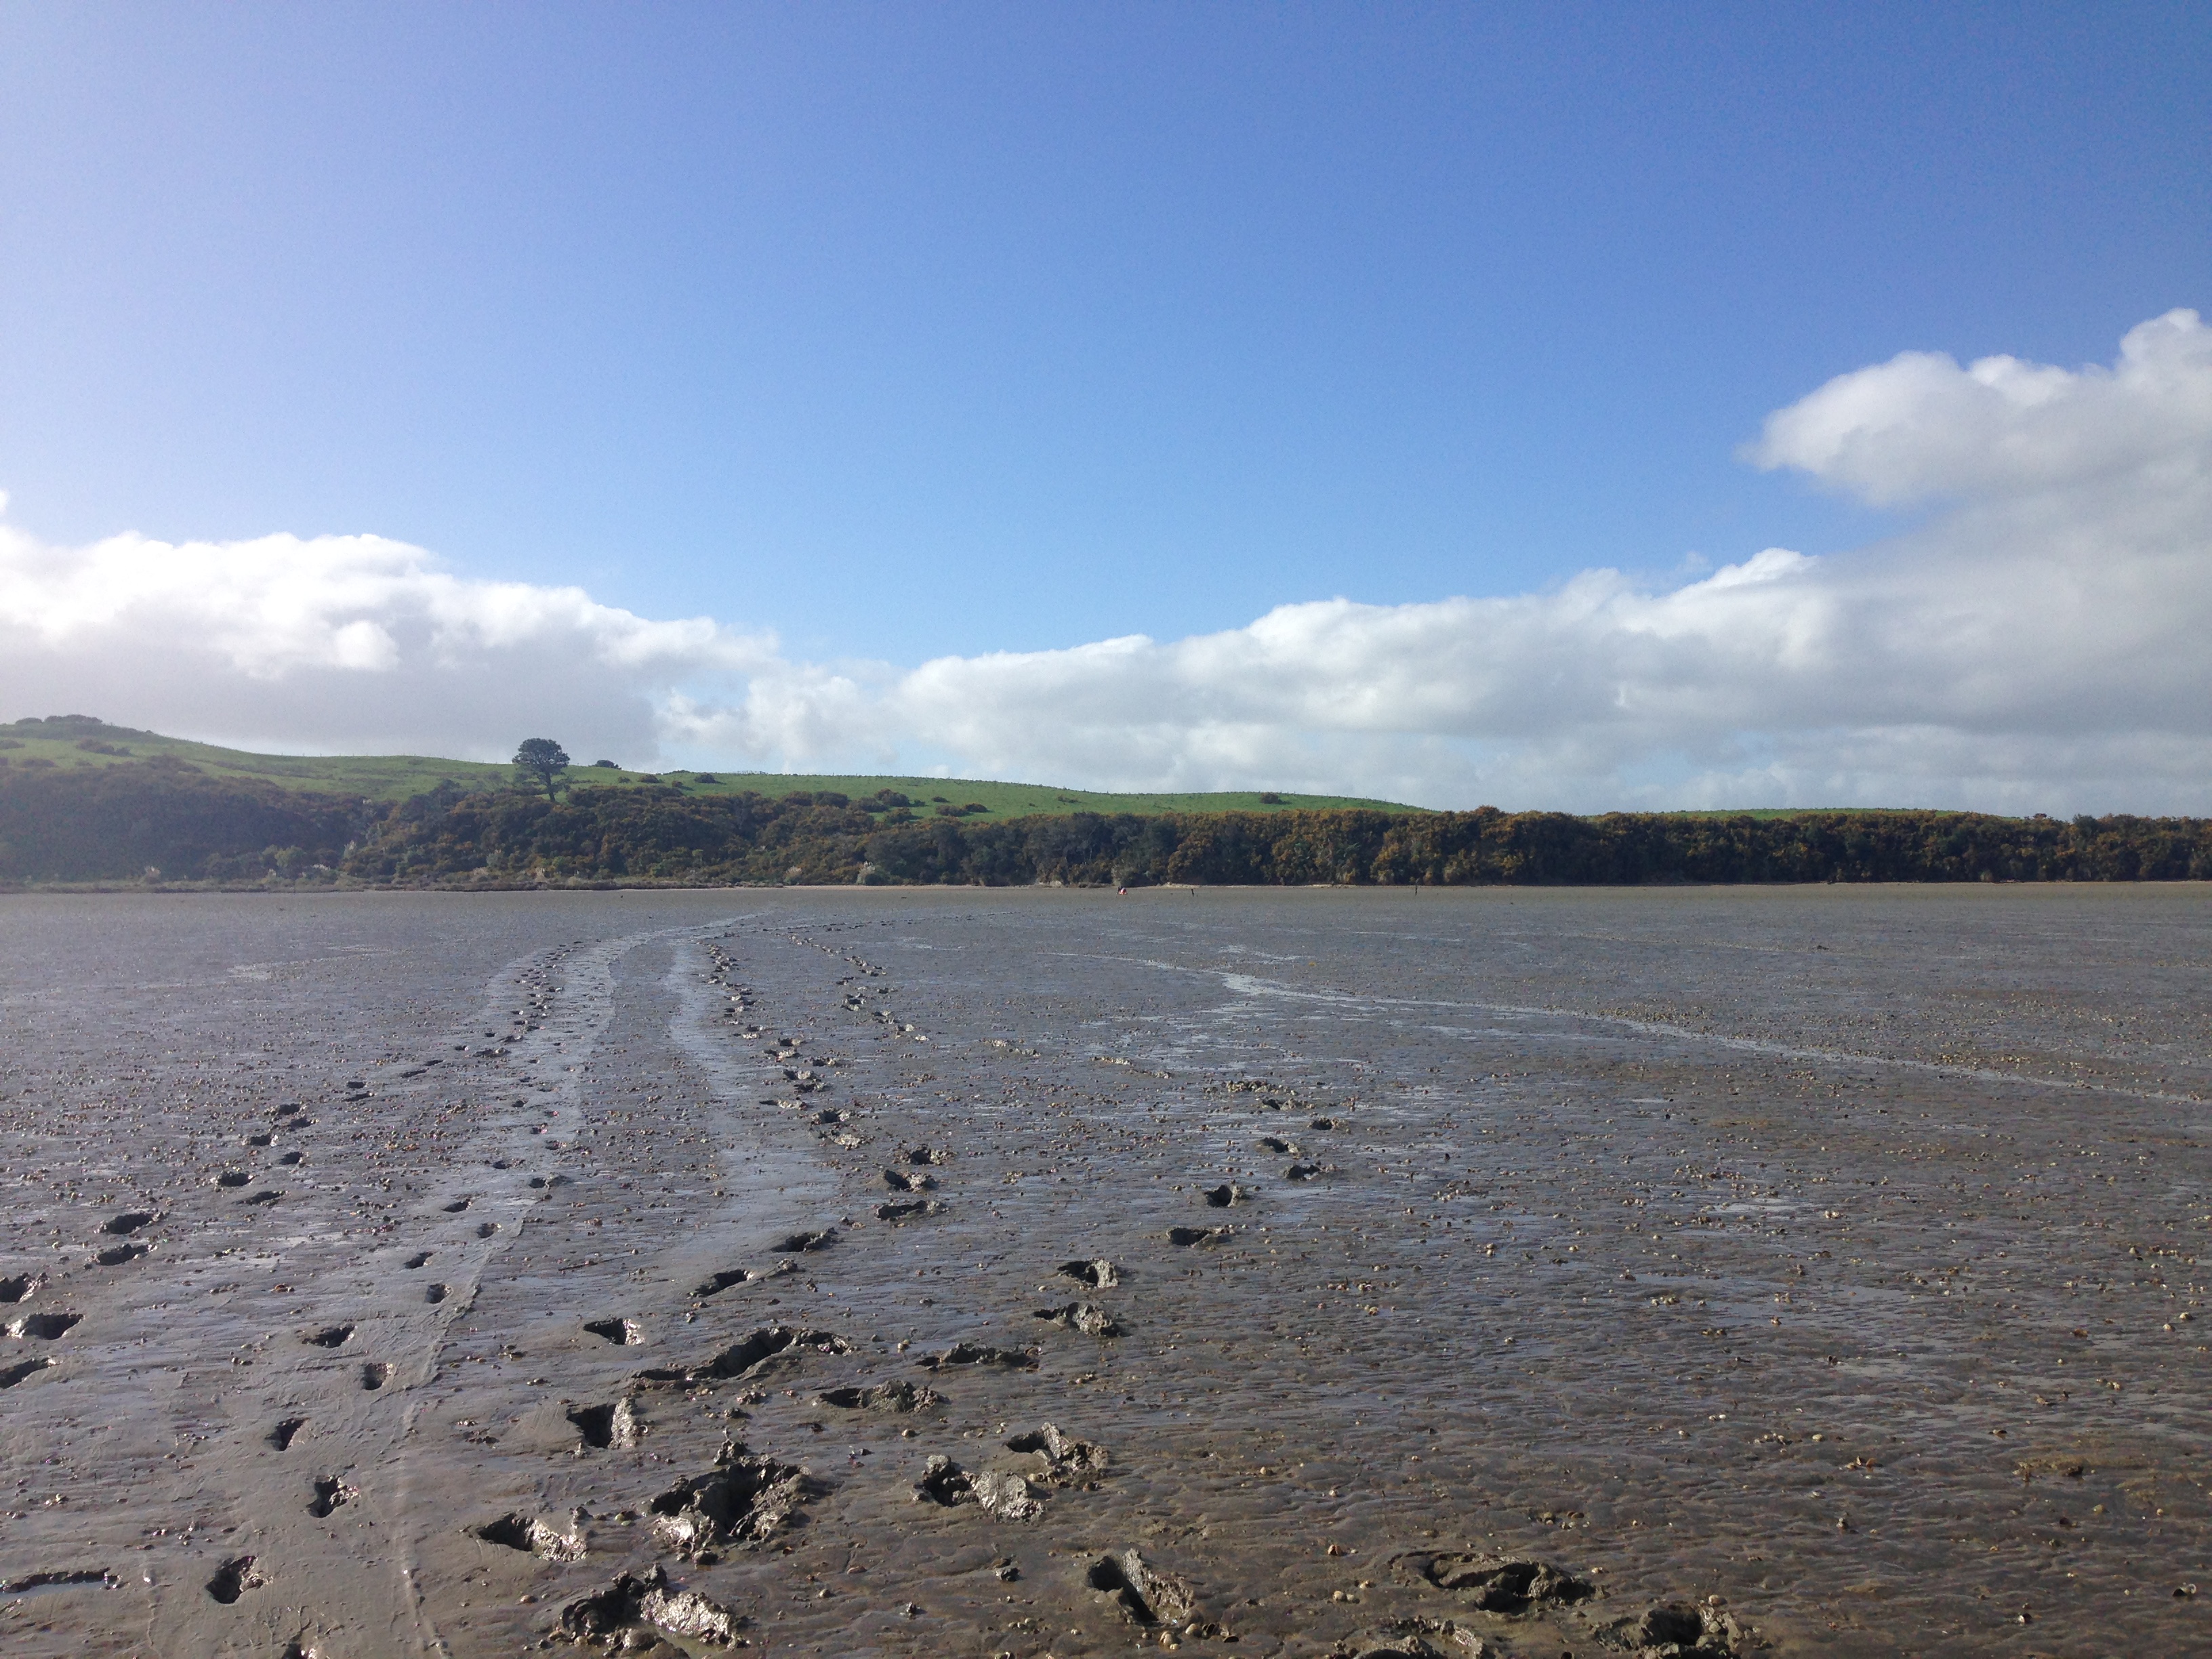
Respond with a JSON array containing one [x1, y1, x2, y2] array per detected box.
[[1, 3, 2209, 811]]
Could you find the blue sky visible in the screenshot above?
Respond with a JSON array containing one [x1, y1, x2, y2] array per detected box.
[[3, 4, 2209, 808]]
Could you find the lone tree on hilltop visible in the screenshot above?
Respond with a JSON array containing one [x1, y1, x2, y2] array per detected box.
[[513, 738, 571, 801]]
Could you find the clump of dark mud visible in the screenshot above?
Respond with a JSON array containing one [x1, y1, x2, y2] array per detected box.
[[567, 1398, 644, 1450], [582, 1317, 642, 1345], [472, 1510, 586, 1561], [882, 1167, 937, 1193], [93, 1242, 149, 1267], [306, 1476, 357, 1518], [301, 1323, 355, 1349], [638, 1326, 850, 1385], [0, 1569, 117, 1594], [1393, 1553, 1593, 1614], [556, 1563, 744, 1647], [916, 1340, 1040, 1372], [649, 1439, 813, 1556], [1330, 1618, 1494, 1658], [1087, 1549, 1199, 1627], [359, 1361, 390, 1391], [1202, 1183, 1251, 1207], [4, 1311, 80, 1340], [1164, 1225, 1234, 1246], [771, 1229, 836, 1254], [0, 1274, 42, 1303], [875, 1197, 945, 1221], [204, 1555, 267, 1604], [1057, 1258, 1120, 1288], [100, 1210, 157, 1236], [0, 1357, 54, 1388], [818, 1380, 941, 1412], [691, 1262, 796, 1297], [1006, 1422, 1110, 1484], [1592, 1601, 1756, 1658], [912, 1454, 1042, 1519], [1033, 1300, 1123, 1336], [268, 1416, 307, 1450]]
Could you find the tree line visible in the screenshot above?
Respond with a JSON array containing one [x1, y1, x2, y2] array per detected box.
[[6, 759, 2212, 886]]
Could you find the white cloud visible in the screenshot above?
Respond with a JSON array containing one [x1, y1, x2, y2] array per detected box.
[[0, 525, 779, 764], [4, 310, 2209, 812]]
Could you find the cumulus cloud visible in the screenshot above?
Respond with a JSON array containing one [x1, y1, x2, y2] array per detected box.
[[0, 524, 781, 764], [4, 310, 2209, 811]]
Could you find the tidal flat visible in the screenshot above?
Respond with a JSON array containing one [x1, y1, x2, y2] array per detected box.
[[1, 885, 2209, 1658]]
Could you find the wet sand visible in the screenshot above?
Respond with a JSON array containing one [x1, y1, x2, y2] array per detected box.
[[2, 884, 2209, 1658]]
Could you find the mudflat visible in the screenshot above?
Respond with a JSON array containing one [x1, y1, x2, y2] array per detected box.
[[2, 885, 2209, 1658]]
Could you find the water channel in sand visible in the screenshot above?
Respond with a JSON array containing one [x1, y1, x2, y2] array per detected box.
[[2, 885, 2210, 1658]]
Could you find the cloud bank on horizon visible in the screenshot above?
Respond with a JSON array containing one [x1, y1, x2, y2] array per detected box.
[[4, 312, 2209, 813]]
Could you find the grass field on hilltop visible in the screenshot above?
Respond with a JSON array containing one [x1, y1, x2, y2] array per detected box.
[[0, 716, 1425, 818]]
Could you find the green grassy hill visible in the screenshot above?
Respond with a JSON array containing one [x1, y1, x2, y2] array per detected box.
[[0, 715, 1423, 818]]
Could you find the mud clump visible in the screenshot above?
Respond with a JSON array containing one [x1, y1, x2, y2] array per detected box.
[[1165, 1225, 1234, 1246], [912, 1454, 1043, 1520], [100, 1210, 157, 1236], [690, 1262, 795, 1297], [0, 1357, 55, 1388], [403, 1252, 432, 1270], [1057, 1258, 1120, 1288], [639, 1326, 850, 1385], [301, 1323, 355, 1349], [359, 1361, 390, 1391], [268, 1416, 308, 1450], [1594, 1601, 1754, 1658], [241, 1190, 283, 1206], [212, 1170, 250, 1188], [205, 1555, 267, 1604], [1395, 1553, 1593, 1614], [882, 1167, 937, 1193], [1033, 1301, 1123, 1336], [567, 1398, 644, 1450], [875, 1198, 945, 1221], [472, 1511, 586, 1561], [917, 1340, 1040, 1372], [306, 1476, 357, 1518], [0, 1569, 117, 1594], [1087, 1549, 1198, 1627], [1331, 1619, 1494, 1658], [819, 1380, 941, 1412], [582, 1317, 642, 1345], [1202, 1183, 1250, 1207], [424, 1283, 448, 1305], [556, 1564, 744, 1647], [771, 1229, 837, 1254], [94, 1243, 149, 1267], [649, 1439, 813, 1555], [0, 1275, 40, 1303], [5, 1311, 81, 1340], [1006, 1422, 1109, 1484]]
